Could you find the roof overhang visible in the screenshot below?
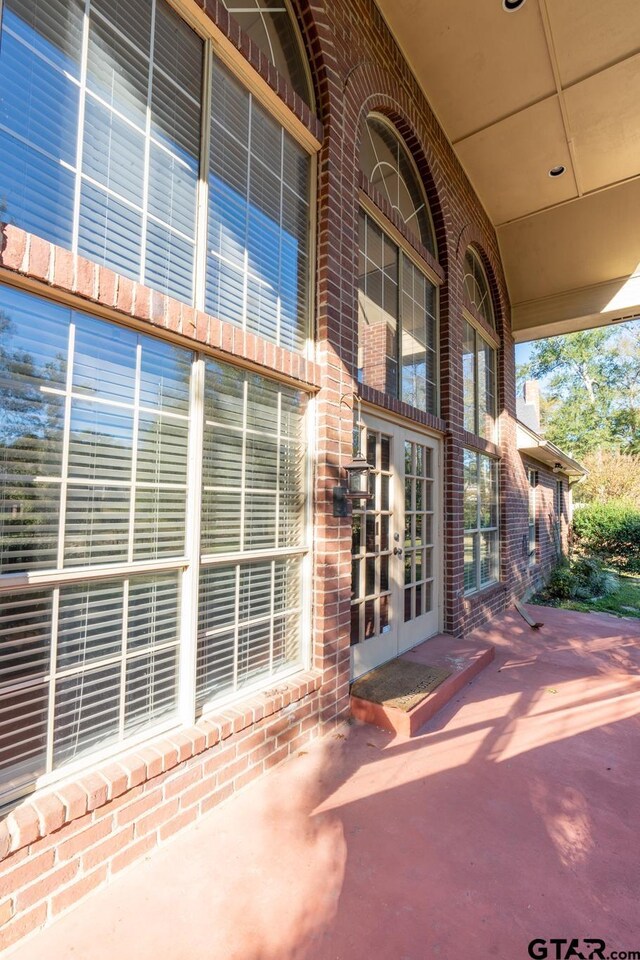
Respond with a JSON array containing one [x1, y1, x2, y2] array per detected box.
[[516, 422, 587, 478], [374, 0, 640, 341]]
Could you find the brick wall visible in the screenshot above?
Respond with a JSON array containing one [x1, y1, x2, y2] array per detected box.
[[0, 0, 546, 946], [522, 459, 570, 592], [0, 672, 320, 951]]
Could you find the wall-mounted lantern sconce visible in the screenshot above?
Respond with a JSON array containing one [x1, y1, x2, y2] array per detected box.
[[333, 393, 373, 517], [552, 462, 562, 474], [344, 450, 373, 500]]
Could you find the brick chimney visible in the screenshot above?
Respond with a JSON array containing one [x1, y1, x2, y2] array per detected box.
[[523, 380, 541, 433]]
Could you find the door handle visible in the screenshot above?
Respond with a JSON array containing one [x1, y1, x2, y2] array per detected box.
[[393, 547, 403, 557]]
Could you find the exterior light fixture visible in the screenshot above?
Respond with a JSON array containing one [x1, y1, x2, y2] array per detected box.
[[552, 462, 562, 474], [548, 165, 566, 177], [503, 0, 527, 10], [343, 450, 373, 501], [333, 392, 373, 516]]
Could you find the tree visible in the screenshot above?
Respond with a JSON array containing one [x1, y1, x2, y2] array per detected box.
[[578, 450, 640, 509], [517, 323, 640, 459]]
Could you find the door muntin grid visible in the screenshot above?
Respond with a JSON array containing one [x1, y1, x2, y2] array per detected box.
[[403, 440, 434, 623], [350, 427, 393, 646]]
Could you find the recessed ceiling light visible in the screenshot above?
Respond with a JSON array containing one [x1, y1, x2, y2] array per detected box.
[[548, 165, 566, 177], [503, 0, 527, 10]]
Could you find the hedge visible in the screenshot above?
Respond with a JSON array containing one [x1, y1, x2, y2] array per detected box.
[[572, 500, 640, 574]]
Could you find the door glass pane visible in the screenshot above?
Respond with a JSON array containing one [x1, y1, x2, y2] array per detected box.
[[402, 441, 435, 624], [364, 600, 375, 639], [380, 516, 389, 551], [351, 427, 393, 645]]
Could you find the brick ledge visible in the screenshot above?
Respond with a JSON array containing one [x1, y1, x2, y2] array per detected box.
[[463, 581, 507, 608], [0, 669, 322, 861], [0, 224, 321, 391]]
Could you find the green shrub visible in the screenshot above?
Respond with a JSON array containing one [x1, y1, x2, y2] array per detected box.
[[545, 562, 574, 600], [543, 556, 619, 602], [573, 500, 640, 574], [569, 556, 619, 599]]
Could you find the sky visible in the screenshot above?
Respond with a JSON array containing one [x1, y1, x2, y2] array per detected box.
[[515, 341, 535, 368], [514, 317, 640, 398]]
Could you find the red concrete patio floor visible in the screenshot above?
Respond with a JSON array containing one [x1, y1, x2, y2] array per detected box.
[[8, 605, 640, 960]]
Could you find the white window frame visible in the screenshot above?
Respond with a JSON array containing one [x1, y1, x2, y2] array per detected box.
[[0, 0, 320, 356], [360, 112, 437, 257], [462, 309, 499, 443], [357, 195, 441, 417], [463, 450, 500, 595], [158, 0, 320, 359], [463, 247, 495, 331], [0, 281, 314, 808]]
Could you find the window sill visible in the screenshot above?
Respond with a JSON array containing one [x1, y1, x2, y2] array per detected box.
[[461, 429, 500, 457], [358, 383, 447, 435], [463, 580, 506, 605], [462, 298, 499, 346], [0, 668, 322, 860], [0, 225, 321, 393]]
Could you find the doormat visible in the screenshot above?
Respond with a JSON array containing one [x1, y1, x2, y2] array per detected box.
[[351, 659, 451, 712]]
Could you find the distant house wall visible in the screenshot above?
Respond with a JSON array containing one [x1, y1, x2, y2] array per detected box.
[[518, 456, 571, 595]]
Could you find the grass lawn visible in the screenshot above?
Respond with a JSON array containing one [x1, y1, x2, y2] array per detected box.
[[531, 573, 640, 619]]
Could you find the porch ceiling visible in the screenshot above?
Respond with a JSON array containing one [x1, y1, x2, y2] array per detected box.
[[374, 0, 640, 340]]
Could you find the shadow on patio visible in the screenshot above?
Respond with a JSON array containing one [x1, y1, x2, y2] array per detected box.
[[8, 605, 640, 960]]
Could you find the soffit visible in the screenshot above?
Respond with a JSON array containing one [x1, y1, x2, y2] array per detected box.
[[374, 0, 640, 339]]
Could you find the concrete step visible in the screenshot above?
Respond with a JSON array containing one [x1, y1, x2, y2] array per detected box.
[[350, 633, 495, 736]]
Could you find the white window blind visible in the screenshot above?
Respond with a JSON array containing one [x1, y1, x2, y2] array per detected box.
[[206, 59, 310, 351], [197, 360, 307, 704], [0, 0, 202, 304], [0, 0, 312, 351], [0, 284, 308, 805]]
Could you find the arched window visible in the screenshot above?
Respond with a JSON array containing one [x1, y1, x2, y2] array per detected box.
[[360, 115, 435, 256], [463, 248, 495, 329], [357, 115, 439, 414], [221, 0, 313, 106]]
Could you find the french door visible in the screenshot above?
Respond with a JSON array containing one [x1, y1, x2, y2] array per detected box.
[[350, 413, 441, 679]]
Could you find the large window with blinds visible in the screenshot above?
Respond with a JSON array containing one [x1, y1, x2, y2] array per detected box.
[[0, 0, 311, 350], [0, 284, 309, 805]]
